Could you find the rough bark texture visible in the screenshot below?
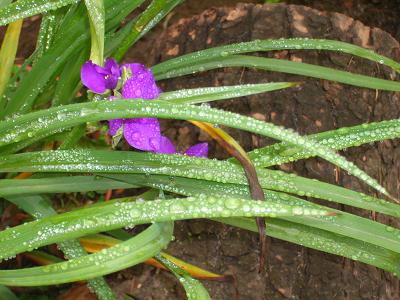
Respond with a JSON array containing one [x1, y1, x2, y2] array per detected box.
[[117, 4, 400, 299]]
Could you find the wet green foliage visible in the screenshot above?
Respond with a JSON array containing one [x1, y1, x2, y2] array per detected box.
[[0, 0, 399, 299]]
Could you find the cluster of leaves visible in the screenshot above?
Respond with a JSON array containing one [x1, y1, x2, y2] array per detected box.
[[0, 0, 399, 299]]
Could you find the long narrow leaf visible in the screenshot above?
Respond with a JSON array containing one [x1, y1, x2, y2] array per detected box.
[[153, 38, 400, 75], [6, 196, 116, 299], [0, 195, 329, 260], [0, 176, 136, 196], [113, 0, 183, 60], [218, 217, 400, 276], [154, 55, 400, 92], [0, 223, 173, 286], [156, 254, 211, 300], [0, 19, 22, 100], [243, 119, 400, 167], [104, 174, 400, 256], [0, 0, 78, 26], [84, 0, 104, 65], [0, 100, 391, 197]]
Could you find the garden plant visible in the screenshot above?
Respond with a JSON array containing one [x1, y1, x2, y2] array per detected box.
[[0, 0, 399, 299]]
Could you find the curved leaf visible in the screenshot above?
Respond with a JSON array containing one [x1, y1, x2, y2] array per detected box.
[[0, 0, 78, 26], [0, 195, 329, 260], [154, 55, 400, 92], [0, 100, 390, 197], [0, 223, 173, 286], [153, 38, 400, 75]]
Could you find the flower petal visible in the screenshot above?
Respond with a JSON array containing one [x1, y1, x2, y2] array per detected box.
[[184, 143, 208, 158], [133, 117, 159, 125], [123, 119, 161, 152], [108, 119, 123, 136], [104, 58, 121, 89], [158, 136, 176, 154], [122, 64, 160, 100], [80, 60, 107, 93], [105, 58, 120, 75]]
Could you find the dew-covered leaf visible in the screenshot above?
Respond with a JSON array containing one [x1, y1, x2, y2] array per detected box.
[[0, 100, 390, 197]]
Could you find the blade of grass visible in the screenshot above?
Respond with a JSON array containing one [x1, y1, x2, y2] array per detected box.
[[154, 55, 400, 92], [0, 82, 297, 155], [152, 38, 400, 75], [23, 241, 226, 281], [104, 174, 400, 255], [5, 195, 117, 299], [99, 173, 400, 276], [217, 217, 400, 276], [0, 99, 392, 197], [0, 195, 330, 260], [190, 120, 267, 270], [84, 0, 104, 65], [0, 285, 19, 300], [1, 149, 398, 218], [242, 119, 400, 168], [0, 176, 136, 196], [34, 7, 68, 65], [0, 0, 79, 26], [162, 82, 298, 105], [113, 0, 183, 60], [0, 19, 22, 101], [0, 223, 173, 286], [155, 254, 211, 300]]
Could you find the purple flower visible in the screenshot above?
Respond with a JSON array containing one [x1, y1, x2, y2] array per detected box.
[[108, 63, 162, 152], [80, 58, 120, 93], [159, 136, 208, 158], [80, 58, 208, 158]]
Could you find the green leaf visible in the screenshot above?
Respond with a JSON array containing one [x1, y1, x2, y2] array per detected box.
[[154, 55, 400, 92], [0, 19, 22, 100], [113, 0, 183, 60], [0, 99, 391, 197], [34, 7, 68, 64], [0, 175, 136, 196], [0, 0, 143, 118], [0, 285, 19, 300], [0, 195, 329, 260], [104, 173, 400, 256], [52, 48, 88, 106], [152, 38, 400, 75], [84, 0, 104, 65], [162, 82, 298, 105], [0, 0, 79, 26], [0, 0, 12, 9], [5, 195, 116, 299], [218, 217, 400, 276], [0, 223, 173, 286], [243, 119, 400, 168], [2, 149, 398, 218], [155, 254, 211, 300]]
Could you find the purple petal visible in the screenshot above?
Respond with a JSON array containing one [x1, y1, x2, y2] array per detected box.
[[158, 136, 176, 154], [108, 119, 123, 136], [105, 75, 119, 90], [123, 119, 161, 152], [104, 58, 121, 89], [105, 58, 120, 75], [133, 117, 159, 125], [122, 64, 160, 100], [184, 143, 208, 158], [80, 60, 107, 93]]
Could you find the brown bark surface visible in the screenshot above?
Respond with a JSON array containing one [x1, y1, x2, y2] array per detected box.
[[119, 4, 400, 299]]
